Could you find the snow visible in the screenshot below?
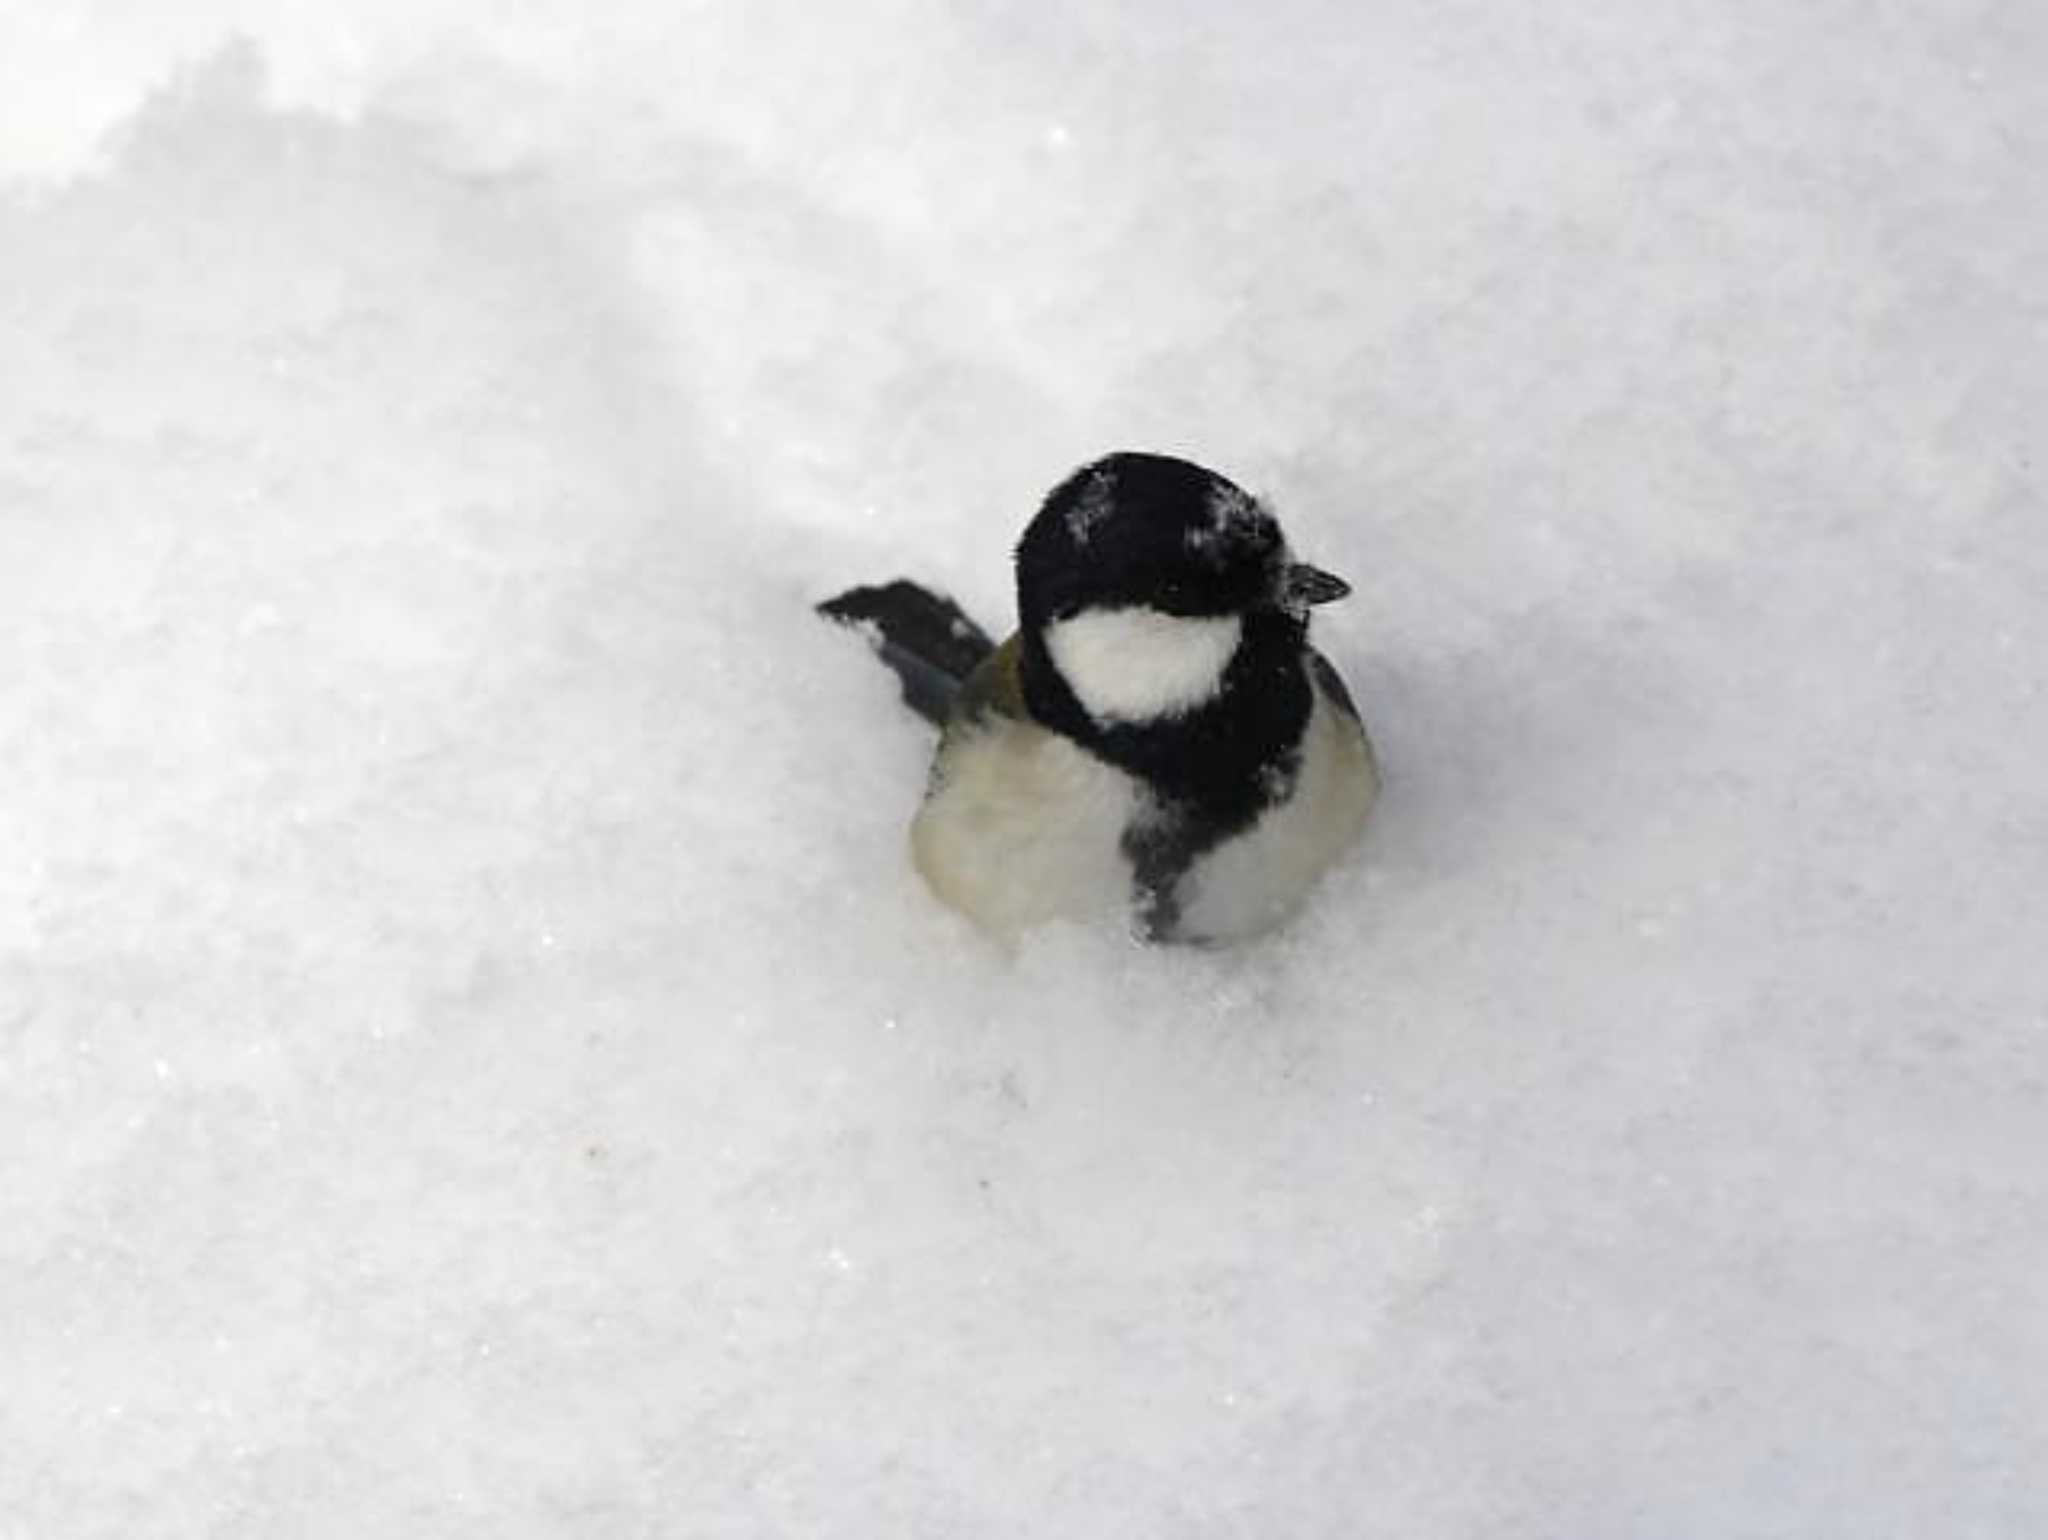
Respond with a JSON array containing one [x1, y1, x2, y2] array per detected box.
[[2, 4, 2044, 1535], [1062, 466, 1116, 548]]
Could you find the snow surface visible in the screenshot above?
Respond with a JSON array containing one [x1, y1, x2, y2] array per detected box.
[[3, 4, 2045, 1535]]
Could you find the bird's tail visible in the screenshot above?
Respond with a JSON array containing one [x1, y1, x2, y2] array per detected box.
[[817, 580, 997, 727]]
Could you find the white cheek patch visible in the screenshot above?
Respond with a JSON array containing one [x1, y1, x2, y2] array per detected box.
[[1044, 607, 1242, 724]]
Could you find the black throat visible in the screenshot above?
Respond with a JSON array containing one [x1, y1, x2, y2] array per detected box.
[[1020, 608, 1313, 836], [1022, 608, 1313, 941]]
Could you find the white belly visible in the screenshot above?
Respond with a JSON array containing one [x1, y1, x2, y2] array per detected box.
[[910, 686, 1377, 944]]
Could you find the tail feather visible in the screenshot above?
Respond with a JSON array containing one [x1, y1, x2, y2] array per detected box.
[[818, 580, 997, 727]]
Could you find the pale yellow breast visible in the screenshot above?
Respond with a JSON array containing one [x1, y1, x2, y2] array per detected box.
[[910, 657, 1378, 943], [910, 713, 1141, 938]]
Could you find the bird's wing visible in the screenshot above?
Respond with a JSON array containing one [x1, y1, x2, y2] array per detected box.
[[1308, 648, 1360, 721], [817, 580, 998, 727]]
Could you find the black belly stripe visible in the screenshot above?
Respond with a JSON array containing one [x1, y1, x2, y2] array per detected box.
[[1121, 812, 1198, 941], [1120, 740, 1302, 943]]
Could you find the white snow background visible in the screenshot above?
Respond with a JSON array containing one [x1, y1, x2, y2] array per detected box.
[[2, 3, 2044, 1535]]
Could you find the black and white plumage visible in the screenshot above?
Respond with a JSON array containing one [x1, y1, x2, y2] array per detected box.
[[820, 451, 1378, 944]]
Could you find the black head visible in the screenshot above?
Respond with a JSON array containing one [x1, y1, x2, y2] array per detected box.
[[1010, 451, 1352, 851], [1016, 452, 1322, 632]]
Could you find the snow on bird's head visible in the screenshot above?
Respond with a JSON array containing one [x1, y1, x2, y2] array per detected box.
[[1016, 452, 1285, 632]]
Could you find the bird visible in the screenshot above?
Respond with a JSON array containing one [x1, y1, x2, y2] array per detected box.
[[819, 451, 1378, 944]]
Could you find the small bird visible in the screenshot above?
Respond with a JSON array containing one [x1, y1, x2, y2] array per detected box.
[[821, 451, 1378, 944]]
